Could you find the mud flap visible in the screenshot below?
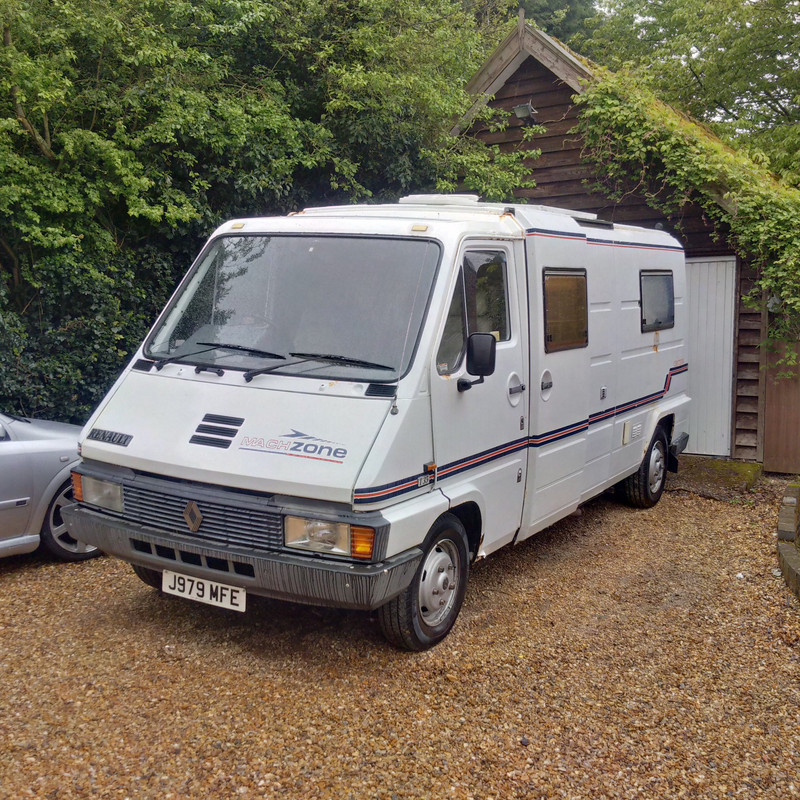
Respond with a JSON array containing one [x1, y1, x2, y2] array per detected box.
[[668, 431, 690, 473]]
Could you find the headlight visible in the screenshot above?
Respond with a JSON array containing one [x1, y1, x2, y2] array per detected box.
[[72, 473, 123, 513], [285, 516, 375, 560]]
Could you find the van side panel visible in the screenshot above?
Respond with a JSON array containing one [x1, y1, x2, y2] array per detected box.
[[518, 221, 689, 541]]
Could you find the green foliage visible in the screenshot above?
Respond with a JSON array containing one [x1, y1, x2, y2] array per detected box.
[[0, 0, 533, 421], [577, 0, 800, 186], [0, 244, 181, 421], [519, 0, 597, 42], [575, 71, 800, 352]]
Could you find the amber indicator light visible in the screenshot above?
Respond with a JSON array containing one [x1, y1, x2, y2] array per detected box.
[[350, 526, 375, 560]]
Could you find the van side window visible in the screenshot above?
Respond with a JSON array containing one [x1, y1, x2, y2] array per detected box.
[[543, 269, 588, 352], [640, 271, 674, 332], [436, 251, 510, 375], [436, 271, 466, 375], [464, 251, 509, 342]]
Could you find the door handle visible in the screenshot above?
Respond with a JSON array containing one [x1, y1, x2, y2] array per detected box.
[[509, 384, 526, 395]]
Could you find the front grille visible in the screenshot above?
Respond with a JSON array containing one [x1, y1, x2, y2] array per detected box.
[[123, 484, 283, 551]]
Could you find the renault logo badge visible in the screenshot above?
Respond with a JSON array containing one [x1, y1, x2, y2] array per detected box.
[[183, 501, 203, 533]]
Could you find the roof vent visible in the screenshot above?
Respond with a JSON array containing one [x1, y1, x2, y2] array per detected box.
[[575, 217, 614, 229], [399, 194, 480, 206]]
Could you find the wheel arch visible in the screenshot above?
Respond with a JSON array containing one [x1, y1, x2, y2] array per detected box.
[[657, 413, 675, 442], [643, 410, 674, 456], [30, 463, 78, 536], [447, 501, 482, 562]]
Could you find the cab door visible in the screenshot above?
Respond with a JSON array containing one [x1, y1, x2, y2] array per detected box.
[[430, 242, 528, 555]]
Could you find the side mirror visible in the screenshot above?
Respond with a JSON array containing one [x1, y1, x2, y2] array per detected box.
[[457, 332, 496, 392]]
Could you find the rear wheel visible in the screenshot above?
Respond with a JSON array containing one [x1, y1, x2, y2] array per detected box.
[[617, 426, 668, 508], [39, 480, 101, 562], [378, 513, 469, 651], [132, 564, 163, 590]]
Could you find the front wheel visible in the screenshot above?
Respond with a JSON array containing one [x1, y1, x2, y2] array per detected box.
[[39, 480, 101, 562], [617, 426, 669, 508], [132, 564, 163, 590], [378, 514, 469, 651]]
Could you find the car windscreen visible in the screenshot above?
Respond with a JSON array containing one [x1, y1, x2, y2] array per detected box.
[[145, 234, 442, 382]]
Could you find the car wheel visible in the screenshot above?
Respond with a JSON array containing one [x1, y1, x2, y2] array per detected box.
[[378, 513, 469, 651], [132, 564, 163, 590], [39, 479, 101, 562], [617, 426, 669, 509]]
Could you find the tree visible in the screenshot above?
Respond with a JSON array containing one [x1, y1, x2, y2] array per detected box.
[[577, 0, 800, 185], [518, 0, 596, 42], [0, 0, 531, 421]]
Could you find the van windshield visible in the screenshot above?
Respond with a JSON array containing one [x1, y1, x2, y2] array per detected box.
[[145, 234, 442, 382]]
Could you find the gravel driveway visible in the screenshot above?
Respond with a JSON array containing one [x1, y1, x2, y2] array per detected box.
[[2, 476, 799, 799]]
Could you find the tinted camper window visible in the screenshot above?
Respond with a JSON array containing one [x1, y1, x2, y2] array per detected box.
[[543, 269, 588, 353], [640, 271, 675, 332]]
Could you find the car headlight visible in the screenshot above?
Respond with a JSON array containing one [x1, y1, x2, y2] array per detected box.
[[72, 473, 123, 513], [285, 516, 375, 560]]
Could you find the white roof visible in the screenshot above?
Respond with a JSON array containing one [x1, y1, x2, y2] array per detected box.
[[213, 194, 681, 251]]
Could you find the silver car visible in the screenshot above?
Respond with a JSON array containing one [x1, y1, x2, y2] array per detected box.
[[0, 413, 99, 561]]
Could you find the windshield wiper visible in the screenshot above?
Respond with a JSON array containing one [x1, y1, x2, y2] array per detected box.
[[196, 342, 286, 360], [154, 343, 286, 371], [289, 352, 395, 371], [153, 345, 221, 370], [243, 357, 316, 383], [244, 352, 395, 383]]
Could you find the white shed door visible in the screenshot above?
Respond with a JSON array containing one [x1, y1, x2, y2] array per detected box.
[[685, 256, 737, 456]]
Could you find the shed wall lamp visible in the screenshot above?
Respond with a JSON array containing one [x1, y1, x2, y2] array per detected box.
[[512, 100, 537, 122]]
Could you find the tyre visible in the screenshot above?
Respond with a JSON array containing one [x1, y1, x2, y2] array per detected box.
[[132, 564, 163, 590], [617, 426, 669, 508], [378, 513, 469, 651], [38, 480, 101, 562]]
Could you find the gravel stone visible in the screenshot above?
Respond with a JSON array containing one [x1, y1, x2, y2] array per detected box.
[[1, 476, 799, 798]]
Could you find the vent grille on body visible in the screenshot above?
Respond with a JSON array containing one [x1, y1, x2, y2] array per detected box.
[[189, 413, 245, 449]]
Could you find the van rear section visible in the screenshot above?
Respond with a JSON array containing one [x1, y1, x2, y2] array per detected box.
[[64, 195, 689, 650]]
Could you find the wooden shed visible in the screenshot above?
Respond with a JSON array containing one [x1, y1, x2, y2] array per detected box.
[[458, 16, 800, 472]]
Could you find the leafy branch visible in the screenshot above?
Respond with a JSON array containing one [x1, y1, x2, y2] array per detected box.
[[3, 26, 57, 161], [574, 70, 800, 356]]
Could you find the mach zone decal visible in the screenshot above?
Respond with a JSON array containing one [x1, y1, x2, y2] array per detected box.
[[239, 429, 348, 463]]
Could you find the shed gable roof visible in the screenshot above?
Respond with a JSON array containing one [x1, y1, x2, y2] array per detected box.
[[453, 14, 592, 136]]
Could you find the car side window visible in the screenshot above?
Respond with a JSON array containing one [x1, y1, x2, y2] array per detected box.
[[436, 250, 510, 376]]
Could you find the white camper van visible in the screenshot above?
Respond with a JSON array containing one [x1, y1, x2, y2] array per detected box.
[[64, 195, 689, 650]]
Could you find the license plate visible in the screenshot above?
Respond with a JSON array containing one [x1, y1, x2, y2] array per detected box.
[[162, 570, 246, 612]]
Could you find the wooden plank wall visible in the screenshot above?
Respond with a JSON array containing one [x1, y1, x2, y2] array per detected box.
[[764, 343, 800, 472], [734, 268, 767, 461], [469, 56, 767, 461]]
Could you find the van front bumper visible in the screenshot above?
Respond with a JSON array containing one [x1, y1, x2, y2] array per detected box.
[[62, 505, 422, 611]]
